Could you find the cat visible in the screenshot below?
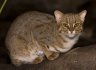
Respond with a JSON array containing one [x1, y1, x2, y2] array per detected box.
[[5, 10, 87, 66]]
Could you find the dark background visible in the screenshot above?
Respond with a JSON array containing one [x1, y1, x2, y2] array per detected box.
[[0, 0, 96, 70]]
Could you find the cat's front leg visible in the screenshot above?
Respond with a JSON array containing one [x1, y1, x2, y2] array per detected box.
[[32, 56, 44, 64], [47, 52, 59, 60], [42, 45, 59, 60]]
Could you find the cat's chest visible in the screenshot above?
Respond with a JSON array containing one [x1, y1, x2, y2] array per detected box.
[[54, 38, 78, 53], [63, 39, 76, 49]]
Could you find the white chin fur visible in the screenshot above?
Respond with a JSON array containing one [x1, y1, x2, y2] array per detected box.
[[68, 34, 76, 38]]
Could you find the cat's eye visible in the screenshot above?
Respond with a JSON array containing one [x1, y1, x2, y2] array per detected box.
[[74, 24, 78, 27], [74, 23, 81, 27], [63, 24, 68, 27]]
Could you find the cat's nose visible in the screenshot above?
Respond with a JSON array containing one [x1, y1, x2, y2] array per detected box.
[[68, 27, 74, 33], [68, 31, 75, 34]]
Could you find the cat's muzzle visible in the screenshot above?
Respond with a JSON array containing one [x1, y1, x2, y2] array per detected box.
[[65, 34, 78, 39]]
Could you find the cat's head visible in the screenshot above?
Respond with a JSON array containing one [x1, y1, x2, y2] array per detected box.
[[54, 10, 87, 39]]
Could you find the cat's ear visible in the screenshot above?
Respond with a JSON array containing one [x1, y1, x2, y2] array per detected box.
[[79, 10, 87, 21], [54, 10, 63, 23]]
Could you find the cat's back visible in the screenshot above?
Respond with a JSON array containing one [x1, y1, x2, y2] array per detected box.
[[8, 11, 55, 34], [6, 11, 56, 45]]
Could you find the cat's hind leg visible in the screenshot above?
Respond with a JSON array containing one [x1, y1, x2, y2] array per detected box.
[[10, 56, 23, 66]]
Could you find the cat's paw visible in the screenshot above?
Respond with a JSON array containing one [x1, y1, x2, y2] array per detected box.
[[47, 52, 59, 60], [32, 56, 44, 64]]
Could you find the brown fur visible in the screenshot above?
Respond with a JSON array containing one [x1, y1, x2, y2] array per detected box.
[[5, 10, 86, 66]]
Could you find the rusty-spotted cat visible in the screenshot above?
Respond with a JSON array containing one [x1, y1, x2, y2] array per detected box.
[[5, 10, 87, 66]]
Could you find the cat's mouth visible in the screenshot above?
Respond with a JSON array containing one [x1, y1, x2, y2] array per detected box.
[[65, 34, 78, 39]]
